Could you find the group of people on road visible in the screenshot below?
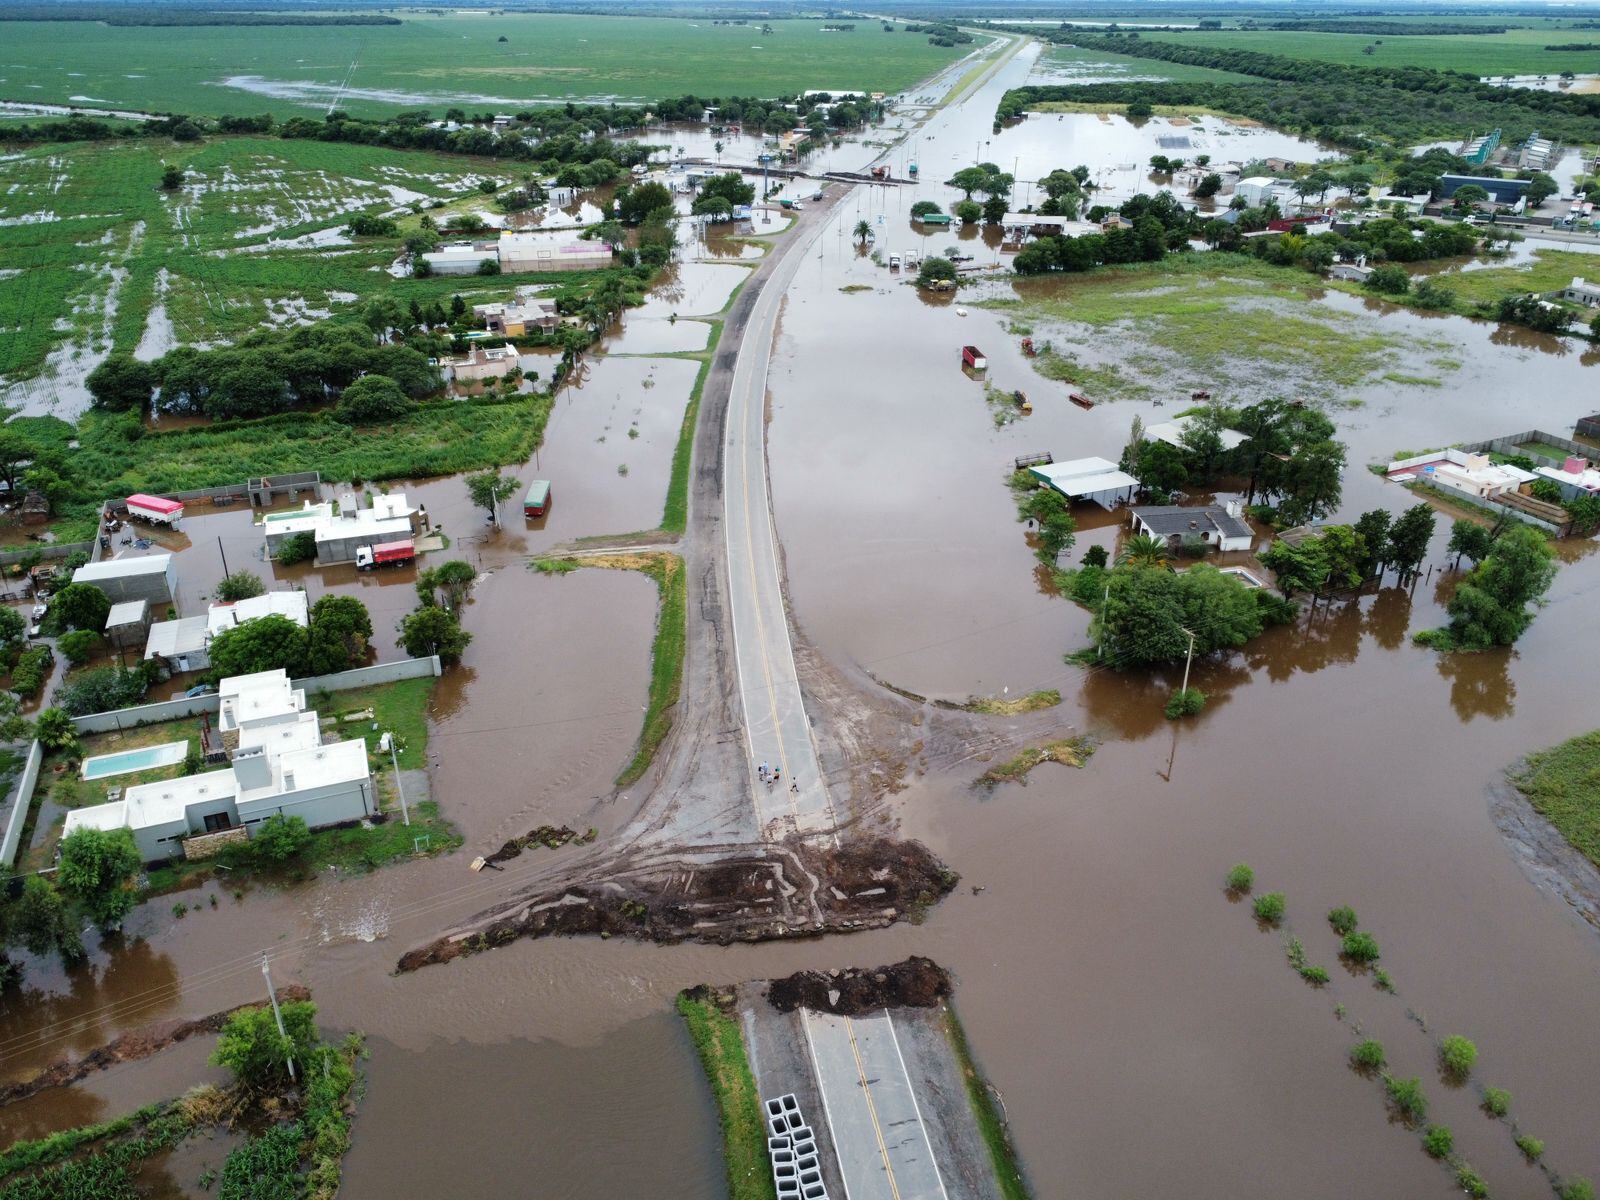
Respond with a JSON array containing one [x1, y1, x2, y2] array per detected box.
[[758, 760, 800, 794]]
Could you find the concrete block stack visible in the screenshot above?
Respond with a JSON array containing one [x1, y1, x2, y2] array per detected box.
[[765, 1093, 828, 1200]]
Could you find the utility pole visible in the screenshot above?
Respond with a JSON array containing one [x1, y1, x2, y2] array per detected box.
[[1179, 626, 1197, 697], [385, 732, 410, 826], [217, 536, 229, 579], [261, 953, 295, 1082]]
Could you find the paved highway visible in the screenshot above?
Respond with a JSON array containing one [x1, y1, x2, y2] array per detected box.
[[723, 206, 842, 840], [801, 1008, 951, 1200]]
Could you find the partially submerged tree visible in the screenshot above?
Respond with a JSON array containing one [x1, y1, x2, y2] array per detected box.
[[214, 571, 266, 602], [400, 606, 471, 664], [208, 614, 310, 680], [465, 469, 519, 526], [212, 998, 319, 1089], [57, 827, 142, 932], [306, 595, 373, 674]]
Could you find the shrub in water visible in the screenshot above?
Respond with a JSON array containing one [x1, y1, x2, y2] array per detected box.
[[1252, 892, 1285, 924], [1350, 1040, 1386, 1070], [1515, 1134, 1544, 1161], [1439, 1035, 1478, 1080], [1341, 931, 1381, 962], [1299, 965, 1330, 984], [1385, 1075, 1428, 1121], [1327, 905, 1358, 936], [1561, 1179, 1596, 1200], [1373, 969, 1396, 993], [1422, 1125, 1453, 1158], [1481, 1087, 1511, 1118], [1456, 1165, 1488, 1200], [1164, 687, 1206, 719], [1225, 863, 1254, 893]]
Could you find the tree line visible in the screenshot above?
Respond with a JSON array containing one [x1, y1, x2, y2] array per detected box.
[[0, 5, 401, 22], [996, 34, 1600, 147]]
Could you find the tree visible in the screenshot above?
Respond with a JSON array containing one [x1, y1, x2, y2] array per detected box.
[[0, 431, 33, 496], [1433, 524, 1556, 650], [1123, 439, 1187, 496], [1384, 504, 1436, 577], [208, 613, 310, 680], [48, 582, 110, 634], [160, 164, 184, 191], [465, 469, 519, 524], [691, 195, 733, 220], [982, 195, 1008, 225], [34, 707, 78, 754], [307, 594, 373, 674], [1096, 563, 1263, 665], [86, 355, 159, 412], [916, 257, 956, 287], [252, 814, 311, 863], [1365, 264, 1411, 295], [1020, 488, 1075, 564], [214, 571, 266, 602], [1412, 279, 1455, 310], [57, 827, 142, 931], [212, 998, 319, 1089], [1352, 509, 1392, 578], [947, 166, 991, 198], [415, 559, 476, 611], [1195, 172, 1222, 199], [1179, 408, 1227, 484], [618, 181, 673, 225], [1116, 533, 1170, 568], [1451, 183, 1490, 210], [1276, 440, 1345, 525], [58, 629, 101, 667], [337, 374, 412, 424], [953, 199, 981, 225], [400, 605, 471, 663], [1447, 519, 1495, 568], [1261, 537, 1329, 597], [853, 219, 873, 244], [275, 531, 317, 565], [909, 200, 943, 219], [56, 666, 147, 716], [0, 606, 24, 649], [13, 876, 84, 964]]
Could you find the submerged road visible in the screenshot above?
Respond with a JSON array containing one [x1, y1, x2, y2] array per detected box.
[[802, 1008, 951, 1200], [723, 204, 842, 840]]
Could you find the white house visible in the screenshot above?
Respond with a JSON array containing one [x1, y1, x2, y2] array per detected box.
[[258, 494, 419, 565], [1385, 449, 1537, 500], [1533, 456, 1600, 500], [1029, 457, 1140, 510], [143, 590, 309, 673], [1130, 502, 1254, 552], [1234, 177, 1287, 207], [1553, 277, 1600, 308], [62, 670, 374, 863], [206, 590, 309, 641], [1146, 415, 1247, 452]]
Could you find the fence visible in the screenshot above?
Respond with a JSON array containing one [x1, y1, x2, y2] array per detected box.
[[0, 741, 44, 868], [69, 655, 442, 734], [1460, 429, 1592, 461], [0, 541, 96, 569]]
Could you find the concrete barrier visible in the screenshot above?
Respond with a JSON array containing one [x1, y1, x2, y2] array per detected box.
[[0, 740, 43, 868], [0, 542, 96, 568], [70, 656, 443, 734]]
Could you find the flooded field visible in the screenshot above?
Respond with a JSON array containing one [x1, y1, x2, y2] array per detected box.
[[7, 33, 1600, 1200]]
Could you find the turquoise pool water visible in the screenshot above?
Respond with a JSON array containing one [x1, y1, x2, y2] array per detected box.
[[80, 740, 189, 781]]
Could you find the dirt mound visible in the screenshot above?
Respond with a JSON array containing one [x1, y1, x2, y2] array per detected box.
[[767, 957, 952, 1016], [397, 834, 959, 972], [482, 824, 596, 866], [0, 985, 312, 1105]]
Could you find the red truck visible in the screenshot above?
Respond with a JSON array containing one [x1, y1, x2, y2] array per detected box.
[[356, 539, 416, 571], [870, 165, 890, 180], [961, 345, 987, 371]]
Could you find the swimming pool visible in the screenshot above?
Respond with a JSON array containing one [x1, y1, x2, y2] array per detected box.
[[80, 740, 189, 781]]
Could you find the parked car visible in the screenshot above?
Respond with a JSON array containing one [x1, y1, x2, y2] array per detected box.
[[184, 683, 216, 698]]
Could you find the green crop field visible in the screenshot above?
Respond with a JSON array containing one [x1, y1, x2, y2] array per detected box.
[[1032, 43, 1256, 85], [0, 135, 520, 387], [0, 15, 972, 120], [1136, 28, 1600, 79]]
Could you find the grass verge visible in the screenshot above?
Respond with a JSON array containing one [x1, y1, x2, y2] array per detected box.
[[957, 689, 1062, 715], [944, 1002, 1032, 1200], [534, 552, 685, 787], [662, 352, 712, 533], [1509, 730, 1600, 871], [676, 988, 776, 1200]]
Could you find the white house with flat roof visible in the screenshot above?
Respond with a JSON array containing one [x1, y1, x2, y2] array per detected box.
[[144, 591, 308, 673], [62, 670, 374, 862], [1385, 449, 1537, 500], [206, 590, 308, 640], [258, 494, 417, 564], [1029, 457, 1141, 510]]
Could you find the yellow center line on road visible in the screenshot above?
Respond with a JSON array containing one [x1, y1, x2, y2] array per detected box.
[[845, 1015, 902, 1200], [732, 290, 801, 829]]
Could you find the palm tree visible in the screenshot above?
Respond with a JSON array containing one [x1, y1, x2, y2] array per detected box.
[[714, 140, 724, 160], [852, 219, 873, 244], [1117, 533, 1171, 568]]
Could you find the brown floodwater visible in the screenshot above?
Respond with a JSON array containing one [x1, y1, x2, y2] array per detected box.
[[7, 38, 1600, 1200]]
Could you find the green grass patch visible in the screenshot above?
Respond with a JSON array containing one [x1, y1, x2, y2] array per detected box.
[[0, 15, 966, 120], [979, 737, 1093, 786], [1137, 26, 1600, 78], [959, 689, 1061, 715], [945, 1002, 1032, 1200], [675, 989, 775, 1200], [1436, 250, 1600, 309], [1034, 42, 1259, 84], [1510, 729, 1600, 874], [996, 253, 1415, 402], [662, 348, 713, 534]]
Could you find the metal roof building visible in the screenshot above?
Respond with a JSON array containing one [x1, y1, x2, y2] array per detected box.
[[1029, 457, 1140, 510], [1130, 503, 1254, 552], [73, 554, 176, 605]]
